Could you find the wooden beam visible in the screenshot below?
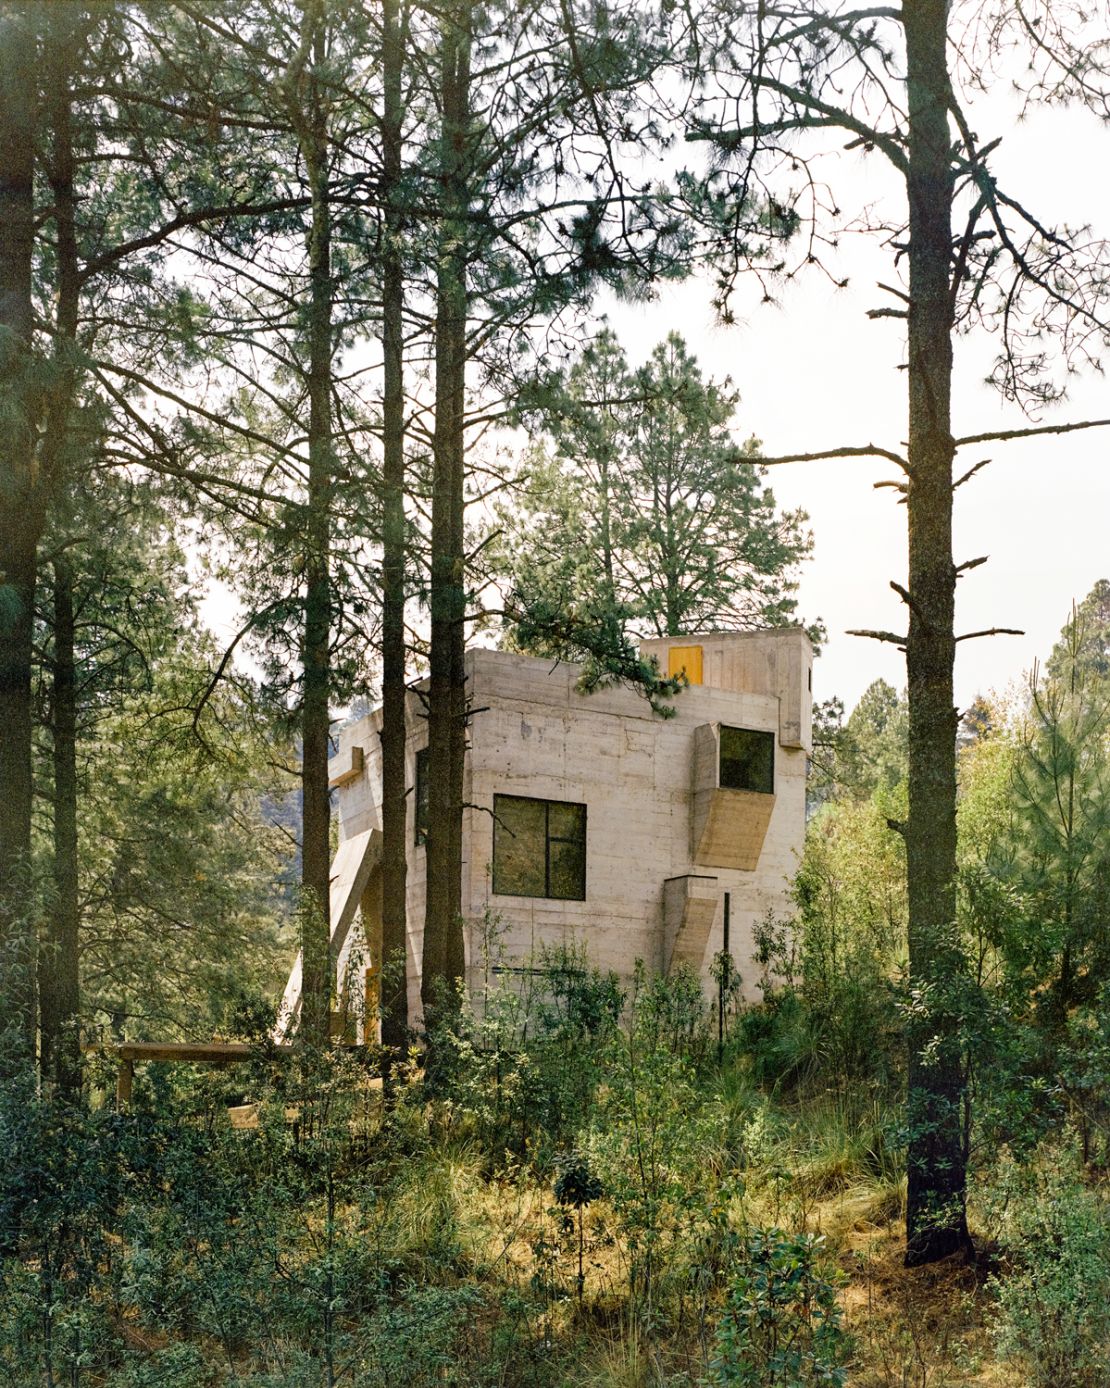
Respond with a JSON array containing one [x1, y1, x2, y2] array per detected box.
[[116, 1058, 134, 1107], [88, 1041, 294, 1064]]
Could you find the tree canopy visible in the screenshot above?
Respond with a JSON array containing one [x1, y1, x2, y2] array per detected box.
[[500, 329, 818, 658]]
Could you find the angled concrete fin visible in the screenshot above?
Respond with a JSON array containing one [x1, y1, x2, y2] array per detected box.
[[691, 722, 776, 870], [663, 874, 719, 973], [273, 829, 382, 1040]]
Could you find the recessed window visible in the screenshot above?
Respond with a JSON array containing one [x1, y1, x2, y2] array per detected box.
[[414, 747, 429, 845], [719, 726, 775, 795], [493, 794, 586, 900]]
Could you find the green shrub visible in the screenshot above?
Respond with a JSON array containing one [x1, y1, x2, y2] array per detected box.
[[586, 967, 730, 1322], [432, 939, 623, 1162], [987, 1151, 1110, 1387], [104, 1345, 211, 1388], [707, 1229, 849, 1388], [350, 1284, 485, 1385]]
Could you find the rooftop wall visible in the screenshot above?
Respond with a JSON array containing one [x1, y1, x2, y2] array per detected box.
[[639, 627, 813, 752]]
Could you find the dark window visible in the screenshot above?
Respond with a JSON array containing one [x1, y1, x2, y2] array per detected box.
[[719, 726, 775, 795], [414, 747, 429, 845], [493, 794, 586, 900]]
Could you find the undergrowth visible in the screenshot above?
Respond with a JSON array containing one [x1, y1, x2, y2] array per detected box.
[[0, 954, 1103, 1386]]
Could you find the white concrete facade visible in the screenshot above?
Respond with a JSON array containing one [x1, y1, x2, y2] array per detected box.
[[327, 629, 813, 1028]]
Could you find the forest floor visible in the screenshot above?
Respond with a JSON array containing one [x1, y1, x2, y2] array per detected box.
[[7, 1046, 1079, 1386], [835, 1227, 1016, 1387]]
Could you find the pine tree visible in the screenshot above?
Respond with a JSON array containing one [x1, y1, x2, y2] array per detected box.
[[500, 329, 816, 651], [0, 1, 40, 1065], [1012, 606, 1110, 1025], [415, 0, 685, 1030], [684, 0, 1110, 1265]]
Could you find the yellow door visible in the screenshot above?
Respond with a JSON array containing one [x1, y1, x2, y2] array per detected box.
[[667, 644, 703, 685]]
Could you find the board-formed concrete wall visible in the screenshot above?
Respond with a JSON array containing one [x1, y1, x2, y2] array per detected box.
[[326, 628, 812, 1026]]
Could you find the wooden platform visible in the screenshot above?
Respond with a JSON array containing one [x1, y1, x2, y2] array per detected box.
[[89, 1040, 294, 1106]]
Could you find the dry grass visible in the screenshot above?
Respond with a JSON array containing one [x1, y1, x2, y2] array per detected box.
[[221, 1076, 1026, 1387], [833, 1225, 1018, 1388], [369, 1122, 1022, 1388]]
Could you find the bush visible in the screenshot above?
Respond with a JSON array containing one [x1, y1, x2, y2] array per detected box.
[[586, 966, 729, 1323], [987, 1148, 1110, 1387], [431, 938, 623, 1163], [707, 1229, 849, 1388]]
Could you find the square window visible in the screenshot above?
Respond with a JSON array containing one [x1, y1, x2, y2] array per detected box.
[[493, 794, 586, 900], [719, 726, 775, 795]]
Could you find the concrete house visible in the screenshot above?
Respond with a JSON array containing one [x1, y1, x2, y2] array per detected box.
[[278, 628, 813, 1038]]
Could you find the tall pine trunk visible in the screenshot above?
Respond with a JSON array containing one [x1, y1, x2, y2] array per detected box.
[[379, 0, 409, 1055], [902, 0, 971, 1266], [422, 0, 471, 1035], [295, 4, 334, 1049], [38, 3, 82, 1095], [42, 558, 80, 1093], [0, 4, 39, 1065]]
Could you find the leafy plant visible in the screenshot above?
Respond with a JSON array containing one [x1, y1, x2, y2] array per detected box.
[[706, 1229, 849, 1388], [986, 1149, 1110, 1388], [554, 1151, 604, 1302], [587, 966, 727, 1325]]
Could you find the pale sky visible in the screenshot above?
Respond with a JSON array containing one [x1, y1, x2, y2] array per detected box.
[[602, 95, 1110, 715]]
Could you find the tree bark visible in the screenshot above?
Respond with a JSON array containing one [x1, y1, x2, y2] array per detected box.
[[39, 6, 82, 1094], [379, 0, 410, 1056], [0, 3, 40, 1066], [902, 0, 972, 1266], [295, 2, 334, 1049], [42, 557, 80, 1093], [422, 0, 471, 1035]]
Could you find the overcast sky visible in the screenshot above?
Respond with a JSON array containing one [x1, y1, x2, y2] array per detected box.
[[602, 91, 1110, 715]]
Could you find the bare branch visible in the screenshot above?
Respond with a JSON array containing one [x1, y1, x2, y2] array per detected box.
[[955, 627, 1024, 642], [846, 628, 907, 646], [953, 458, 991, 489], [757, 442, 909, 470], [954, 418, 1110, 448], [889, 580, 925, 620]]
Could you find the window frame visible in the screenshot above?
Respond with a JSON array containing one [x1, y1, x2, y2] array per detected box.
[[492, 793, 587, 901], [718, 725, 776, 796]]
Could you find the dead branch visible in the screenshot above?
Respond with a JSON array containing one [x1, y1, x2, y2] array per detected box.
[[756, 443, 909, 470], [954, 418, 1110, 448], [889, 580, 925, 620], [847, 628, 906, 646], [953, 458, 991, 489], [955, 627, 1024, 642]]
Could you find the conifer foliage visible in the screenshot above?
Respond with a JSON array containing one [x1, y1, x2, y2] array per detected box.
[[500, 329, 817, 652]]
